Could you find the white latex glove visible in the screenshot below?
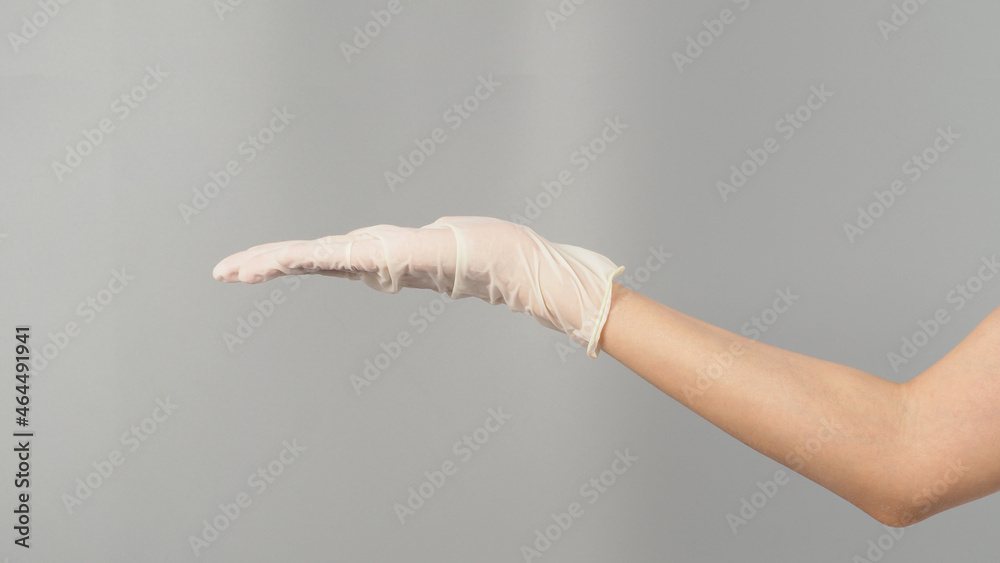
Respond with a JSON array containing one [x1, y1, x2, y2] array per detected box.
[[212, 216, 625, 358]]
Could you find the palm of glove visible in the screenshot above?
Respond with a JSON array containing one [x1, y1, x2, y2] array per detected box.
[[213, 216, 624, 357]]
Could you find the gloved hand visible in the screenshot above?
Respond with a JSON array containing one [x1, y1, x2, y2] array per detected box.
[[212, 216, 625, 358]]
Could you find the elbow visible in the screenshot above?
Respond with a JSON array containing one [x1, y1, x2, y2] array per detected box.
[[865, 487, 952, 528], [859, 458, 976, 528], [841, 476, 931, 528], [854, 479, 932, 528], [858, 384, 958, 528], [864, 501, 930, 529]]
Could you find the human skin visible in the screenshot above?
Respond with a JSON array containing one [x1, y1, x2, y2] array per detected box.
[[598, 282, 1000, 527]]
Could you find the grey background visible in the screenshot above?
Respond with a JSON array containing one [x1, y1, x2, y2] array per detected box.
[[2, 0, 999, 561]]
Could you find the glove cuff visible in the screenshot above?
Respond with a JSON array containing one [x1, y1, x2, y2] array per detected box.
[[587, 265, 626, 359]]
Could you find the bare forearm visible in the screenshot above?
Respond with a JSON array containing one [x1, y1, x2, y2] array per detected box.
[[599, 283, 907, 523]]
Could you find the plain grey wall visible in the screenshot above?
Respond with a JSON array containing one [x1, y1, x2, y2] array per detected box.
[[2, 0, 1000, 561]]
